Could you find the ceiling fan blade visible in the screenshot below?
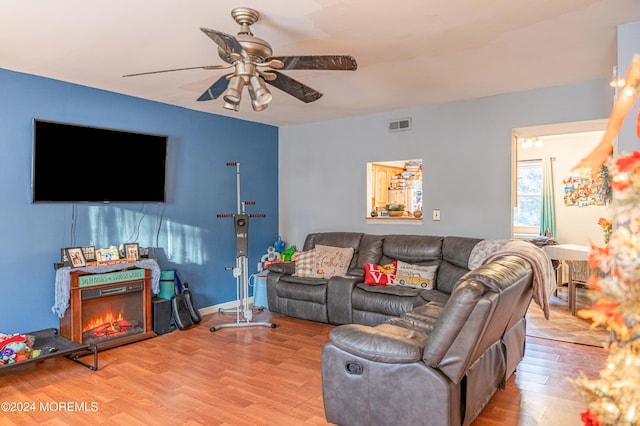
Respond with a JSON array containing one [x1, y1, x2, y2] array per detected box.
[[200, 27, 246, 62], [264, 55, 357, 71], [123, 64, 230, 77], [265, 71, 322, 103], [197, 74, 231, 101]]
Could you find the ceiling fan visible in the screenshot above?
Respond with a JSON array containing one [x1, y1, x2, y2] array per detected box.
[[123, 7, 358, 112]]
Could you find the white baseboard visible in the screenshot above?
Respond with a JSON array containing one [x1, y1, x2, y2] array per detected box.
[[198, 297, 255, 316]]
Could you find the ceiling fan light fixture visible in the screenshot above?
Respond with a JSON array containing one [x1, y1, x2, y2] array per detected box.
[[222, 75, 244, 105], [248, 85, 269, 111], [250, 99, 268, 111], [249, 75, 272, 106], [223, 100, 240, 111]]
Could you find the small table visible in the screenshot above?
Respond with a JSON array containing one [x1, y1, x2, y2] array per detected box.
[[541, 244, 590, 315]]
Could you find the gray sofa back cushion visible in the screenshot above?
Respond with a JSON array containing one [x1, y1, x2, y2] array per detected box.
[[436, 236, 482, 293], [303, 232, 364, 271], [353, 234, 385, 275], [379, 235, 443, 265]]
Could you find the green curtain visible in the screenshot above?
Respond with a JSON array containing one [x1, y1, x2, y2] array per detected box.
[[540, 156, 556, 238]]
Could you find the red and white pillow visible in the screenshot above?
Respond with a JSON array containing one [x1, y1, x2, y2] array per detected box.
[[363, 261, 398, 285]]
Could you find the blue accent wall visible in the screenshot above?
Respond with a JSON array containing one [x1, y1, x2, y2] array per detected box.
[[0, 68, 278, 333]]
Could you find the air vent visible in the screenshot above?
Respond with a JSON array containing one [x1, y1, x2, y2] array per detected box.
[[388, 118, 411, 132]]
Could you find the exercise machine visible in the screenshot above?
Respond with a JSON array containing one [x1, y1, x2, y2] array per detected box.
[[210, 162, 276, 332]]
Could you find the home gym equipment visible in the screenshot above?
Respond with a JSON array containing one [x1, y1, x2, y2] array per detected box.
[[210, 162, 276, 332]]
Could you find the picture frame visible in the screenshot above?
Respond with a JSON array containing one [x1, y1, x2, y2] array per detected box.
[[60, 248, 70, 265], [123, 243, 140, 261], [65, 247, 87, 268], [81, 245, 96, 262], [96, 247, 119, 262]]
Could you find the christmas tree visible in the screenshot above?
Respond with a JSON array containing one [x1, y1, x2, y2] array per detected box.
[[570, 54, 640, 426]]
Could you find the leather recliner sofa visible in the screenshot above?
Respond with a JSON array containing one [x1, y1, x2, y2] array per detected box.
[[266, 232, 535, 426]]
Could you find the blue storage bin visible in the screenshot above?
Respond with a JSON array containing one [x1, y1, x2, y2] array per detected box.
[[251, 273, 269, 308]]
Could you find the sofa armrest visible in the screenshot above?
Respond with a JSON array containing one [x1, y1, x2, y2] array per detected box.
[[329, 323, 428, 363], [268, 262, 295, 275], [327, 275, 363, 325]]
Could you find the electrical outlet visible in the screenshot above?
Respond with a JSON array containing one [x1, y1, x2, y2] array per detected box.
[[433, 209, 441, 221]]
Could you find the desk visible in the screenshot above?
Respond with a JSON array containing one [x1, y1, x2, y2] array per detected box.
[[541, 244, 590, 315]]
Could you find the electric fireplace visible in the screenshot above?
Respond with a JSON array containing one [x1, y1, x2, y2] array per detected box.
[[60, 268, 155, 350]]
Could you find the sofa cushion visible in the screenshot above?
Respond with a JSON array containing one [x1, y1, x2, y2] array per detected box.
[[386, 301, 444, 334], [380, 235, 443, 264], [303, 232, 364, 271], [418, 289, 451, 305], [277, 277, 328, 303], [314, 245, 355, 278], [293, 249, 318, 277], [435, 261, 470, 294], [353, 234, 385, 274], [353, 284, 421, 317], [394, 261, 437, 289], [329, 323, 428, 363], [363, 261, 397, 285], [443, 236, 482, 269]]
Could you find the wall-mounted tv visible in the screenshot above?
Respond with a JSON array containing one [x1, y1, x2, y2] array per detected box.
[[32, 119, 168, 203]]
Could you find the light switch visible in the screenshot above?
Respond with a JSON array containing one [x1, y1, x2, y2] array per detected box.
[[433, 209, 441, 221]]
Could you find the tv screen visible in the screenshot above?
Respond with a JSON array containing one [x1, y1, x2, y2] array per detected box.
[[32, 119, 168, 203]]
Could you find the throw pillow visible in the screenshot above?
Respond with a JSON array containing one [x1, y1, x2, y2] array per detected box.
[[363, 261, 398, 285], [393, 261, 437, 289], [292, 249, 318, 277], [313, 244, 355, 278]]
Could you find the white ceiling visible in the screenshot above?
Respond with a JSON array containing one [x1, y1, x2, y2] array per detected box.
[[2, 0, 639, 127]]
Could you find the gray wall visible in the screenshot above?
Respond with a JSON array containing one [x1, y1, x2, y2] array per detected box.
[[278, 80, 611, 247], [617, 21, 640, 154]]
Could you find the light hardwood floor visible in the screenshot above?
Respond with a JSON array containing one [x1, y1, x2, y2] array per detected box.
[[0, 310, 606, 425]]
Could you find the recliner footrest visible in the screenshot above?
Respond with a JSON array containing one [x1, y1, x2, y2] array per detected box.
[[329, 323, 428, 363]]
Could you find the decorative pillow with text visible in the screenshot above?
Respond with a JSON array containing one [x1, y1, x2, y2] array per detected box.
[[363, 262, 398, 285], [393, 261, 437, 289], [313, 244, 355, 278]]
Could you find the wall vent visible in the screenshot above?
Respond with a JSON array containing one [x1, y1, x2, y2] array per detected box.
[[388, 118, 411, 132]]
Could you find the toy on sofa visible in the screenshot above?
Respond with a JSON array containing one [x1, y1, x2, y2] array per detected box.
[[280, 245, 297, 262], [274, 236, 286, 253], [0, 333, 41, 365], [260, 246, 281, 270]]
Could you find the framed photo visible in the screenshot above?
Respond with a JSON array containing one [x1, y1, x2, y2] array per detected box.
[[96, 247, 119, 262], [81, 245, 96, 262], [123, 243, 140, 261], [60, 248, 70, 265], [65, 247, 87, 268]]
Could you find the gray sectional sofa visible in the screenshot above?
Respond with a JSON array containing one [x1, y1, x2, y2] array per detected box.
[[266, 232, 540, 426]]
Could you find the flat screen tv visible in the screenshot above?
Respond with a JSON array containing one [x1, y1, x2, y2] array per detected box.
[[32, 119, 168, 203]]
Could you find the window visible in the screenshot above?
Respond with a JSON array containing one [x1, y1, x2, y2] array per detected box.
[[514, 159, 542, 235], [366, 159, 423, 219]]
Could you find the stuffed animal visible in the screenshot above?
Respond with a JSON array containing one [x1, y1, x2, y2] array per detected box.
[[280, 245, 297, 262], [0, 333, 40, 365], [274, 236, 286, 253], [260, 246, 281, 263]]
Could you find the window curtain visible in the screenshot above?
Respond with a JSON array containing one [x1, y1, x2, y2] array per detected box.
[[540, 156, 556, 238]]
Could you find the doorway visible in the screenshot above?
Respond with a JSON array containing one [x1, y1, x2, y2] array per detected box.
[[512, 120, 607, 245]]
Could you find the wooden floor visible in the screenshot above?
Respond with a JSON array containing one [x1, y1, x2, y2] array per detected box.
[[0, 310, 607, 425]]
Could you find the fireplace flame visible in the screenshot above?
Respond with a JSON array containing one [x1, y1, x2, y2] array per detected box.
[[83, 310, 124, 334]]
